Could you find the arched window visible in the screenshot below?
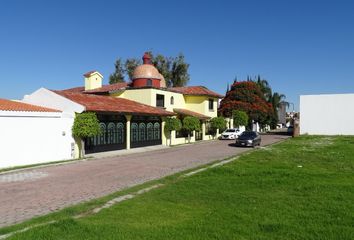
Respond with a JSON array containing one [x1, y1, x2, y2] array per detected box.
[[107, 122, 116, 144], [131, 123, 138, 142], [153, 122, 160, 140], [99, 123, 106, 145], [147, 123, 154, 140], [170, 96, 174, 105], [147, 79, 152, 86], [117, 123, 125, 144], [139, 123, 146, 141]]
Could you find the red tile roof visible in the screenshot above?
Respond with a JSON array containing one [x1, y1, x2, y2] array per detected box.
[[83, 70, 97, 77], [173, 108, 211, 120], [84, 82, 129, 94], [61, 86, 85, 93], [169, 86, 223, 98], [0, 98, 60, 112], [54, 91, 175, 116]]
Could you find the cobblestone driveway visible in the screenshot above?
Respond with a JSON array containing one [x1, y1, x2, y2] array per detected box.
[[0, 135, 288, 228]]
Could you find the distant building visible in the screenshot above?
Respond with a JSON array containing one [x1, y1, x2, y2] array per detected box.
[[277, 102, 287, 126]]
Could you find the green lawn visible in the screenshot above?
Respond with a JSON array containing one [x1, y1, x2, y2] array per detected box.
[[5, 136, 354, 239]]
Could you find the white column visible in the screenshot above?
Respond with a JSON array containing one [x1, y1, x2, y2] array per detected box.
[[191, 130, 196, 142], [202, 121, 206, 140], [171, 130, 176, 145], [125, 115, 132, 150], [161, 117, 167, 146]]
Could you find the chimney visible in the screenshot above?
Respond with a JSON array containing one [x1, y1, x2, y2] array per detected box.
[[142, 52, 152, 65], [84, 71, 103, 91]]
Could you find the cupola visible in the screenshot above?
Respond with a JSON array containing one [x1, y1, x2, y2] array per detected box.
[[132, 52, 162, 88]]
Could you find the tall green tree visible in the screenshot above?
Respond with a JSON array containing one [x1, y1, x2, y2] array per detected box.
[[255, 75, 272, 101], [109, 58, 125, 84], [152, 54, 173, 87], [111, 52, 190, 86], [271, 92, 288, 109], [125, 58, 141, 81], [170, 53, 190, 87]]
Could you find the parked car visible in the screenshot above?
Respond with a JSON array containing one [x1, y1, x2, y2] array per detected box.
[[235, 131, 261, 147], [221, 128, 244, 140]]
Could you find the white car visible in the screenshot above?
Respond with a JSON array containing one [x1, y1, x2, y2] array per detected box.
[[220, 128, 244, 140]]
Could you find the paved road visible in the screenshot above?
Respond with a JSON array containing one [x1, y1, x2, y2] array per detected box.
[[0, 135, 289, 228]]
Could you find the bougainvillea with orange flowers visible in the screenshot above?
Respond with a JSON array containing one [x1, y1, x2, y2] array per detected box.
[[218, 81, 274, 125]]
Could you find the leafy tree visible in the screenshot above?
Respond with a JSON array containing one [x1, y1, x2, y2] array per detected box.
[[165, 117, 182, 145], [183, 116, 200, 142], [255, 75, 272, 102], [232, 110, 249, 127], [268, 92, 289, 128], [170, 53, 190, 87], [271, 92, 288, 110], [72, 112, 101, 158], [152, 54, 173, 87], [210, 117, 227, 136], [125, 58, 141, 81], [111, 52, 190, 86], [218, 81, 273, 126], [109, 58, 125, 84]]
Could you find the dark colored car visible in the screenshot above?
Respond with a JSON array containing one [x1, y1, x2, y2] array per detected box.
[[235, 131, 261, 147]]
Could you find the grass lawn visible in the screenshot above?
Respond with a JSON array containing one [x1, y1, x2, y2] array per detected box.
[[4, 136, 354, 239]]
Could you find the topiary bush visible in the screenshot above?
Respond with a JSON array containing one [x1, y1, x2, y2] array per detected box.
[[72, 112, 101, 157]]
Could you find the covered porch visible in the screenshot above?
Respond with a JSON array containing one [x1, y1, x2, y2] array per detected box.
[[84, 113, 166, 154]]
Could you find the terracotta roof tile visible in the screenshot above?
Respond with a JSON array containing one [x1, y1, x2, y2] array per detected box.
[[61, 86, 85, 93], [54, 91, 175, 116], [0, 98, 60, 112], [169, 86, 223, 98], [173, 108, 211, 120], [83, 70, 97, 77], [84, 82, 128, 94]]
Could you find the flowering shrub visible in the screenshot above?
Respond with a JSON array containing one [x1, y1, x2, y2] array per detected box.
[[218, 81, 274, 125]]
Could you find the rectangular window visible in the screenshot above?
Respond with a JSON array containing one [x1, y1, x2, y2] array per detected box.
[[208, 99, 214, 111], [156, 94, 165, 108]]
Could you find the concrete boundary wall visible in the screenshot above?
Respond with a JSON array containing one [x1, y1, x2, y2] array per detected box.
[[0, 113, 75, 169], [300, 93, 354, 135]]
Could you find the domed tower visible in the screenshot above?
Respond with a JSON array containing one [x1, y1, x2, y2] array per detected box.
[[132, 52, 162, 88]]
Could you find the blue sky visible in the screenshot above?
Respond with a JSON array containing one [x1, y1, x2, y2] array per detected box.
[[1, 0, 353, 110]]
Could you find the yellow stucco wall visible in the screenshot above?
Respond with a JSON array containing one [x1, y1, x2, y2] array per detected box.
[[112, 88, 219, 119], [185, 96, 218, 118], [111, 88, 185, 112], [111, 89, 153, 106], [85, 72, 103, 91]]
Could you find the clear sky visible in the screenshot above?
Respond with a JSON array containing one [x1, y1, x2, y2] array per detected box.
[[1, 0, 353, 110]]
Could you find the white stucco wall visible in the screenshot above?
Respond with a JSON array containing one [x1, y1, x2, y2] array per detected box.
[[0, 111, 75, 169], [23, 88, 85, 116], [300, 94, 354, 135]]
